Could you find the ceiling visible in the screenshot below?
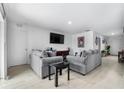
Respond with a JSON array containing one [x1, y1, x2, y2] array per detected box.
[[3, 3, 124, 36]]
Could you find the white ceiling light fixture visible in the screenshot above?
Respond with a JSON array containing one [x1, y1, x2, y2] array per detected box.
[[112, 33, 115, 35], [68, 21, 72, 25]]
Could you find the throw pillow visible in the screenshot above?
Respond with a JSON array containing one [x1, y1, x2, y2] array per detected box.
[[46, 51, 56, 57], [82, 50, 88, 57], [42, 50, 48, 57], [80, 52, 83, 57], [89, 49, 95, 54], [75, 52, 78, 56], [46, 51, 53, 57], [87, 50, 92, 54], [51, 51, 56, 56]]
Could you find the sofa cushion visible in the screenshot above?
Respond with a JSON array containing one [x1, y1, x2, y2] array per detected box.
[[82, 50, 92, 57], [46, 51, 56, 57], [82, 50, 87, 57], [94, 49, 99, 54], [67, 56, 82, 63], [67, 55, 88, 64]]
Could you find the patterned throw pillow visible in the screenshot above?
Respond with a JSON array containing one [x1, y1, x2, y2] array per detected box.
[[46, 51, 52, 57], [51, 51, 56, 56], [42, 50, 48, 57], [80, 52, 83, 57], [82, 50, 88, 57], [46, 51, 57, 57]]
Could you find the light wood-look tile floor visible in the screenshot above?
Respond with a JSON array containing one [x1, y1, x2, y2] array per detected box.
[[0, 56, 124, 89]]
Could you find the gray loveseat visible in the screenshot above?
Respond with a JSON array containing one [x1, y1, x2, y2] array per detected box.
[[30, 50, 63, 79], [67, 50, 102, 75]]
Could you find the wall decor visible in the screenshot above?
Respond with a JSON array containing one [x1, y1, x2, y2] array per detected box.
[[78, 36, 84, 47]]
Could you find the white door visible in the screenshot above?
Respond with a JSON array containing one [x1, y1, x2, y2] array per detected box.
[[8, 24, 27, 66]]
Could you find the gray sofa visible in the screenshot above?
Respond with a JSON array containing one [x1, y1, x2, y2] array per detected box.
[[67, 50, 102, 75], [30, 50, 63, 79]]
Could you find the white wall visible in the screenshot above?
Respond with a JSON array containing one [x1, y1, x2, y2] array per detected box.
[[71, 31, 106, 54], [71, 31, 94, 54], [107, 34, 124, 55], [7, 22, 28, 66], [27, 25, 72, 52], [0, 23, 2, 78], [7, 21, 72, 67], [0, 13, 7, 79], [0, 22, 3, 78]]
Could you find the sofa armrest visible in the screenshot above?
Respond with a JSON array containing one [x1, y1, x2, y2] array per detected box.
[[42, 56, 63, 66], [30, 54, 42, 78]]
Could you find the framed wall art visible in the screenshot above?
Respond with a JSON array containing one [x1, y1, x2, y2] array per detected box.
[[78, 36, 84, 47]]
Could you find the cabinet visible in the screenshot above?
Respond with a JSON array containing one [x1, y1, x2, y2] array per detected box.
[[56, 50, 69, 57]]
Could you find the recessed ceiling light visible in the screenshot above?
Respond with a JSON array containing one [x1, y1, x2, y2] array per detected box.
[[68, 21, 72, 25], [112, 33, 115, 35]]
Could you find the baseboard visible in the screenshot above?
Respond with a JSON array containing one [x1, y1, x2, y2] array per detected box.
[[8, 64, 29, 68], [0, 75, 10, 80]]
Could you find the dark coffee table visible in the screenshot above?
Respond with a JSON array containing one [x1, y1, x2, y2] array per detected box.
[[48, 62, 70, 87]]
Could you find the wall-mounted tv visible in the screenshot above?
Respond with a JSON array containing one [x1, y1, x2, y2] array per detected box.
[[50, 32, 64, 44]]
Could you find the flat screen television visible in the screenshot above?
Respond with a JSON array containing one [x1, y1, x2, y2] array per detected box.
[[50, 32, 64, 44]]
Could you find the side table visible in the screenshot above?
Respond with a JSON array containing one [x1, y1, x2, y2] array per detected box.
[[48, 62, 70, 87]]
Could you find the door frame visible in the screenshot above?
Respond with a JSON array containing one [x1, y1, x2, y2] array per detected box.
[[0, 4, 7, 79]]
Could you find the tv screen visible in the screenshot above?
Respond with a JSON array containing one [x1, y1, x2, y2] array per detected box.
[[50, 33, 64, 44]]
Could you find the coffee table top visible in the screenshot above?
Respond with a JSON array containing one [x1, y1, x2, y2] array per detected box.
[[49, 62, 69, 69]]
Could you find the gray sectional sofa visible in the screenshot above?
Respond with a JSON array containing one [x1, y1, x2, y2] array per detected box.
[[67, 50, 102, 75], [31, 48, 102, 79]]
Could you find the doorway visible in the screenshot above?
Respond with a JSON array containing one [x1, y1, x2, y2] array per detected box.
[[7, 24, 28, 67]]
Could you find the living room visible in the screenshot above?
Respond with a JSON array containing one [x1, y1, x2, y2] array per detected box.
[[0, 2, 124, 90]]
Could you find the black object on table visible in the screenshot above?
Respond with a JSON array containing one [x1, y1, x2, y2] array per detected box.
[[48, 62, 70, 87]]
